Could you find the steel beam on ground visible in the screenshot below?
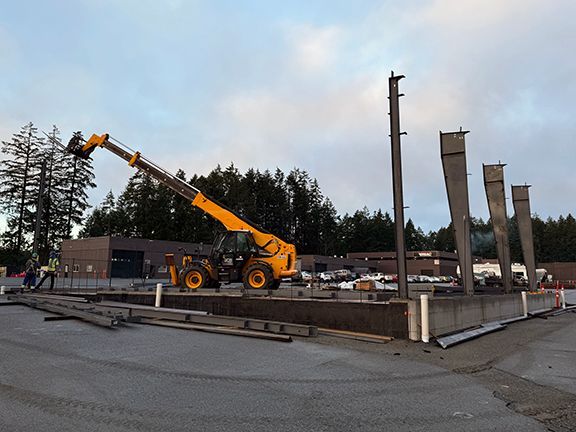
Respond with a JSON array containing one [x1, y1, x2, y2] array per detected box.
[[97, 301, 318, 337], [440, 130, 474, 295], [138, 318, 293, 342], [484, 164, 513, 294], [512, 185, 538, 292], [388, 71, 408, 299], [15, 296, 119, 328]]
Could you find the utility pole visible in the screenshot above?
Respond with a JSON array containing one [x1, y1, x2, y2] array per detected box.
[[43, 126, 58, 252], [16, 128, 32, 251], [33, 160, 47, 253], [388, 71, 408, 299]]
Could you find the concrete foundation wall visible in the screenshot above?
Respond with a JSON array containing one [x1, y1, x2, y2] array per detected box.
[[98, 293, 409, 338], [408, 293, 555, 340]]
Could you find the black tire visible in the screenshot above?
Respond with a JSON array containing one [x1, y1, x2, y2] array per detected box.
[[243, 263, 273, 290], [271, 279, 281, 290], [181, 266, 209, 290]]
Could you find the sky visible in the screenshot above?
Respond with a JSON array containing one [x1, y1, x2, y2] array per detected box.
[[1, 0, 575, 234]]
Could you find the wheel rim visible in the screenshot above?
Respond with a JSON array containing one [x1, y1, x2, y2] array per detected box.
[[185, 270, 203, 289], [249, 269, 266, 289]]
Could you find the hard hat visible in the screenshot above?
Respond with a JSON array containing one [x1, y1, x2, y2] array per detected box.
[[32, 252, 38, 259]]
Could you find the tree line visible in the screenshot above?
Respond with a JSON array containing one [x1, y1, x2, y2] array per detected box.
[[1, 123, 574, 265], [80, 163, 576, 263], [0, 123, 95, 264]]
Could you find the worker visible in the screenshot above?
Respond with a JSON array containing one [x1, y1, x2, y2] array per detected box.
[[21, 252, 40, 291], [36, 251, 60, 291]]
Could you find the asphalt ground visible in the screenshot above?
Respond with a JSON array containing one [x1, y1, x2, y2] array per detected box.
[[2, 296, 575, 431]]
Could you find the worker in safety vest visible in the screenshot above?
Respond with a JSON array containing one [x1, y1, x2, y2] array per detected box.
[[21, 252, 40, 291], [36, 251, 60, 290]]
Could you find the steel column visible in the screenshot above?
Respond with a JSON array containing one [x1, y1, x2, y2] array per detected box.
[[440, 130, 474, 295], [483, 164, 513, 293], [512, 185, 537, 292], [388, 72, 408, 299]]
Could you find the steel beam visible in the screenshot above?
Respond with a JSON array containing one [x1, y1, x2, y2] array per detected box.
[[512, 185, 537, 292], [483, 164, 513, 293], [16, 296, 119, 328], [97, 301, 318, 337], [138, 319, 293, 342], [440, 130, 474, 295], [388, 71, 408, 299]]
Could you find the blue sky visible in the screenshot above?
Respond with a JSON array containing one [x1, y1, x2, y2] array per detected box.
[[1, 0, 575, 233]]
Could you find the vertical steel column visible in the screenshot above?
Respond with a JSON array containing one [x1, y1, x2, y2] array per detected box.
[[440, 130, 474, 295], [512, 185, 537, 292], [483, 164, 513, 293], [388, 71, 408, 299]]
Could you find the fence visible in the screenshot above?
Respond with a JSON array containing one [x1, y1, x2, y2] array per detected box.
[[28, 257, 170, 293]]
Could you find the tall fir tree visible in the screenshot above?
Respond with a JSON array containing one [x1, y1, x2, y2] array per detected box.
[[59, 132, 96, 240], [0, 122, 45, 250]]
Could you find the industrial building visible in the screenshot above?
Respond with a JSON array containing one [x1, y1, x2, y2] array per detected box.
[[60, 236, 208, 279], [347, 251, 461, 277], [299, 251, 461, 277]]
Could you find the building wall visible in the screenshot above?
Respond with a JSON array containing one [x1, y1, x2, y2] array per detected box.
[[538, 262, 576, 280], [298, 255, 377, 274], [347, 251, 460, 277], [60, 237, 208, 278]]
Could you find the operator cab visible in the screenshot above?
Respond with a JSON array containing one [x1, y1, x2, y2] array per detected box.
[[210, 230, 258, 282]]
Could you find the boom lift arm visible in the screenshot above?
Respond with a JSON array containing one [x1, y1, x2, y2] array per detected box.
[[68, 133, 297, 289]]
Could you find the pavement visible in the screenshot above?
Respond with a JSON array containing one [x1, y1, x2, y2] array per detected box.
[[3, 295, 576, 432], [1, 289, 575, 431]]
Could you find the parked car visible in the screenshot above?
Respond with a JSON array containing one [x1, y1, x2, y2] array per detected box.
[[319, 271, 336, 282], [407, 275, 418, 283], [300, 271, 313, 283], [369, 272, 386, 282], [383, 274, 397, 283], [334, 269, 352, 281]]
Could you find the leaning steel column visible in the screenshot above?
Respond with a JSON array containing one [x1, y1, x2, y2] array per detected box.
[[440, 130, 474, 295], [512, 185, 537, 292], [483, 164, 513, 293], [388, 71, 408, 299]]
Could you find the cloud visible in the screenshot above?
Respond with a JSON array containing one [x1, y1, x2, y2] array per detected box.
[[1, 1, 576, 234], [284, 24, 342, 73]]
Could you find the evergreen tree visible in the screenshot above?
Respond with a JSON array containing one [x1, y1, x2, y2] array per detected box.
[[79, 191, 129, 237], [405, 218, 428, 251], [0, 122, 45, 250], [60, 146, 96, 239]]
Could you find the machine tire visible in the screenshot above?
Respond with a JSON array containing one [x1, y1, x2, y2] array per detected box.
[[243, 264, 273, 290], [182, 266, 209, 290], [271, 279, 281, 290]]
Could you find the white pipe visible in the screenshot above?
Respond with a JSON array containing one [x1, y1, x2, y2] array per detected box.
[[155, 283, 163, 308], [0, 286, 5, 295], [420, 294, 430, 343], [521, 291, 528, 317], [561, 288, 566, 309]]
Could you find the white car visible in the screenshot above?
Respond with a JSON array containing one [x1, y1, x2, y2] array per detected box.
[[369, 273, 385, 282], [319, 272, 335, 282], [300, 271, 312, 282]]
